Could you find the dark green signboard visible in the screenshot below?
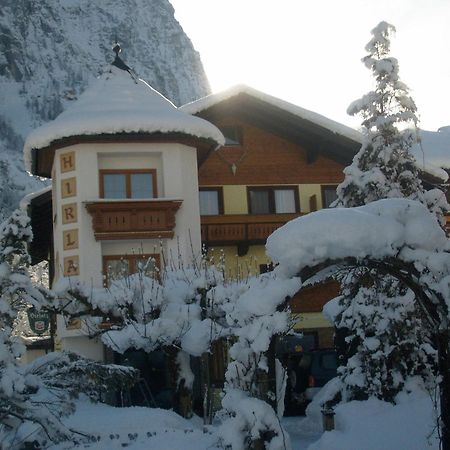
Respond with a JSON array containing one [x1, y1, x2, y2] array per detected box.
[[27, 308, 50, 335]]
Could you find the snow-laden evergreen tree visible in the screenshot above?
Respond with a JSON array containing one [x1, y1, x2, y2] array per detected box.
[[331, 21, 444, 403], [336, 21, 447, 220], [0, 209, 74, 447]]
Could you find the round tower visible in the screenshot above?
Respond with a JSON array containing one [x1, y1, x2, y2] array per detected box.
[[24, 50, 223, 359]]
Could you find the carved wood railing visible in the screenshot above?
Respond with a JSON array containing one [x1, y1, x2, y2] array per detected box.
[[85, 200, 182, 241], [200, 213, 301, 245]]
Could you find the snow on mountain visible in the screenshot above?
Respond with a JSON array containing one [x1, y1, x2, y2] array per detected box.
[[0, 0, 210, 219]]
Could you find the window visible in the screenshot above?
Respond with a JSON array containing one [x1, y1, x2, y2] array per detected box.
[[199, 187, 223, 215], [247, 186, 299, 214], [100, 169, 157, 199], [219, 126, 242, 146], [322, 185, 338, 208], [103, 253, 160, 286]]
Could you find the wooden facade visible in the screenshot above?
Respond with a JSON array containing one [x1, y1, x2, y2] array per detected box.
[[199, 119, 348, 186], [191, 95, 358, 332]]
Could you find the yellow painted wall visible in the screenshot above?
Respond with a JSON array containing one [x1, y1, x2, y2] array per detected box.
[[218, 184, 327, 214], [292, 312, 332, 330], [203, 183, 335, 339], [298, 184, 323, 212], [222, 185, 247, 214], [207, 244, 270, 280]]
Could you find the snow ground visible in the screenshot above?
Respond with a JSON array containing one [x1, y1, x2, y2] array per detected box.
[[42, 390, 439, 450], [49, 400, 221, 450], [44, 398, 320, 450]]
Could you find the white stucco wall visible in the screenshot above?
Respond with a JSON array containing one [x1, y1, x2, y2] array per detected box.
[[51, 141, 202, 360]]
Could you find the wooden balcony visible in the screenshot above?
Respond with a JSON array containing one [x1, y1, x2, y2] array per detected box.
[[85, 199, 182, 241], [201, 213, 301, 246]]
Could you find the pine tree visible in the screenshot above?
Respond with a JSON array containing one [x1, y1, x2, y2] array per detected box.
[[336, 21, 447, 219], [0, 210, 71, 447], [332, 22, 442, 403]]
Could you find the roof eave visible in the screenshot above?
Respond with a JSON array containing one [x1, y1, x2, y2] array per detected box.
[[30, 131, 221, 177]]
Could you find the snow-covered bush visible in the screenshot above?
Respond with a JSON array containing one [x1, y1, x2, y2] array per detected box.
[[28, 351, 140, 402], [56, 254, 301, 449], [267, 197, 450, 447], [217, 272, 300, 450]]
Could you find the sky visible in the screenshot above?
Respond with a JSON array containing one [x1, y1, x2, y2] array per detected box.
[[169, 0, 450, 132]]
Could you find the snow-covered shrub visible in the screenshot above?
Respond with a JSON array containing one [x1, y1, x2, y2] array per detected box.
[[219, 389, 291, 450], [218, 272, 300, 450], [267, 197, 450, 447], [56, 253, 301, 449], [28, 351, 140, 402]]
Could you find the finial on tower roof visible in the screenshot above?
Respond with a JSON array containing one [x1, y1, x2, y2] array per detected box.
[[112, 41, 122, 57], [111, 41, 135, 78]]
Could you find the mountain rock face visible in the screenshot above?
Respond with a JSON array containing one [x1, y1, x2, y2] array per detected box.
[[0, 0, 210, 219]]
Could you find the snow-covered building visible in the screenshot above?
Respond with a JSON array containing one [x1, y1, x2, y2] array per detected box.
[[24, 71, 449, 358], [182, 85, 362, 347], [23, 51, 223, 360], [181, 85, 450, 348]]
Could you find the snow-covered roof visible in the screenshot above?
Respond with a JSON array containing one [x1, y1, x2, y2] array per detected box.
[[24, 66, 225, 171], [19, 185, 51, 210], [180, 84, 362, 143], [182, 86, 450, 182], [412, 127, 450, 179]]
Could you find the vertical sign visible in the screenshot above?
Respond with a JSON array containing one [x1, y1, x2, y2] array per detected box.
[[63, 229, 79, 251], [61, 203, 77, 224], [61, 177, 77, 199], [60, 151, 76, 173], [63, 255, 79, 276]]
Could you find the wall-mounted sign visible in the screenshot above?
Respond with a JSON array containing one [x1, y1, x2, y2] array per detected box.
[[27, 308, 50, 335], [61, 177, 77, 199], [62, 203, 77, 224], [60, 151, 76, 173], [63, 229, 79, 251], [63, 255, 80, 276]]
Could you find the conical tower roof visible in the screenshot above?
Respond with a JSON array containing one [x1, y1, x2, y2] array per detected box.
[[24, 65, 224, 175]]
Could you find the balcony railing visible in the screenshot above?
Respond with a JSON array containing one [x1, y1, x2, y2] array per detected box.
[[201, 213, 301, 245], [85, 199, 182, 241]]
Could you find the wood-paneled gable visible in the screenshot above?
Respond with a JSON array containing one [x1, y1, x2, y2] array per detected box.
[[198, 119, 346, 186]]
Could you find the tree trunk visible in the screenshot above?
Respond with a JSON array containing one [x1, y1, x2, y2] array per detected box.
[[437, 329, 450, 450], [267, 337, 277, 410]]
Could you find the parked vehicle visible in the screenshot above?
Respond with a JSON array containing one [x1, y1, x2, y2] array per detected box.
[[280, 342, 337, 415]]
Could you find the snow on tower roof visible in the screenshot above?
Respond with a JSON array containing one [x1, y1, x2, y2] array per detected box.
[[24, 66, 224, 172], [180, 84, 362, 143]]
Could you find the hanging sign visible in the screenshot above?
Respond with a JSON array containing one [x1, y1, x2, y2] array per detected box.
[[27, 308, 50, 335]]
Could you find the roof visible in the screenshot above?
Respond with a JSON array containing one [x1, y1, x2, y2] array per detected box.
[[412, 127, 450, 180], [182, 85, 362, 166], [182, 85, 449, 182], [24, 66, 224, 173], [181, 84, 362, 143]]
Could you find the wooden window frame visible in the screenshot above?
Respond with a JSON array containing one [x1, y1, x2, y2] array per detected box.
[[99, 169, 158, 199], [247, 186, 300, 214], [103, 253, 160, 286], [219, 126, 243, 147], [321, 185, 338, 208], [199, 187, 224, 215]]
